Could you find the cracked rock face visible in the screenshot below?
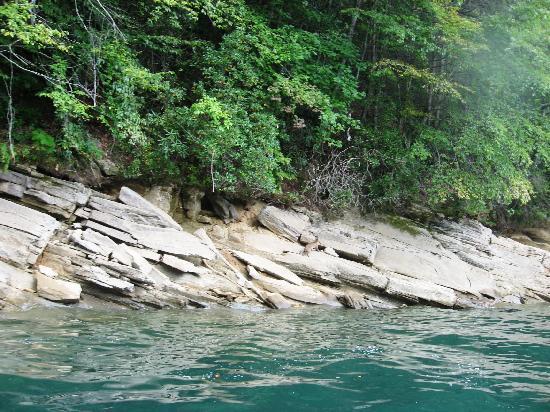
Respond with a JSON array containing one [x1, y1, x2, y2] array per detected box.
[[0, 167, 548, 312], [0, 198, 60, 268]]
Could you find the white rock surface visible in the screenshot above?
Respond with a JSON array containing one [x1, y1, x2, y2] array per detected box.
[[233, 250, 304, 286], [36, 267, 81, 303]]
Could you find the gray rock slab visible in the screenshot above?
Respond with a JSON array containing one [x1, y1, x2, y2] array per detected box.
[[124, 246, 161, 262], [258, 206, 311, 241], [265, 292, 292, 309], [384, 273, 457, 307], [247, 266, 330, 305], [232, 250, 304, 286], [83, 220, 137, 244], [311, 224, 378, 264], [75, 266, 135, 295], [161, 254, 209, 275], [132, 225, 216, 260], [118, 186, 181, 230]]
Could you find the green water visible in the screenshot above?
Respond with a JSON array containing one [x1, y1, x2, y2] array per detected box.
[[0, 306, 548, 412]]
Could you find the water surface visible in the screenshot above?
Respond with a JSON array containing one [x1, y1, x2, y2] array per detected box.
[[0, 305, 548, 411]]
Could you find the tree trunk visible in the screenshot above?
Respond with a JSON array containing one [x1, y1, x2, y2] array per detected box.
[[29, 0, 37, 25], [5, 49, 15, 160], [348, 0, 363, 39]]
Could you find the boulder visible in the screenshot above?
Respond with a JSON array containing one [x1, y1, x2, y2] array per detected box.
[[96, 158, 119, 176], [299, 231, 317, 244], [182, 188, 204, 220], [36, 266, 81, 303], [143, 185, 176, 214], [232, 250, 303, 286], [337, 292, 373, 309], [207, 194, 239, 222]]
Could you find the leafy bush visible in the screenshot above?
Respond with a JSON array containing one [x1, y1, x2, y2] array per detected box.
[[0, 0, 547, 227]]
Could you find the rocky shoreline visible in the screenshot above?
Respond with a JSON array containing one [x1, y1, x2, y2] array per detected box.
[[0, 166, 549, 312]]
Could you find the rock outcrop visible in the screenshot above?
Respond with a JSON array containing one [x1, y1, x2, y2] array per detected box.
[[0, 167, 548, 311], [0, 197, 60, 268], [36, 266, 82, 303]]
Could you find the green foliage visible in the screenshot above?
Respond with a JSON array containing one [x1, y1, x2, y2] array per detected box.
[[58, 122, 101, 160], [0, 1, 67, 50], [0, 0, 547, 227], [0, 143, 9, 171], [30, 128, 55, 155]]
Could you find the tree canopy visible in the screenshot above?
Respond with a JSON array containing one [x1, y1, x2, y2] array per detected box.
[[1, 0, 548, 226]]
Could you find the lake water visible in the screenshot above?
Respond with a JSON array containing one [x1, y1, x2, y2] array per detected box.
[[0, 305, 548, 411]]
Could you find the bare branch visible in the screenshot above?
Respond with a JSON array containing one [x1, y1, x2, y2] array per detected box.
[[3, 46, 16, 161]]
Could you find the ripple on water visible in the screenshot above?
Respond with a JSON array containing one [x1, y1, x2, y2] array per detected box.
[[0, 305, 549, 411]]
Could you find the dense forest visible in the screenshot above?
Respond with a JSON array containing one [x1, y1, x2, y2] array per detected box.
[[0, 0, 548, 227]]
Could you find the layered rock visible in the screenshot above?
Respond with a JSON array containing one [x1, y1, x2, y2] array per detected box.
[[0, 167, 548, 312], [0, 169, 91, 218], [240, 205, 548, 308], [0, 198, 60, 268]]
